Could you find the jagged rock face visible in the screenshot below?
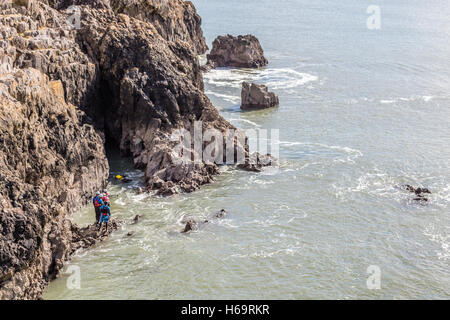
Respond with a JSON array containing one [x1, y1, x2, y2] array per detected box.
[[0, 68, 109, 299], [206, 34, 268, 68], [109, 0, 208, 55], [241, 82, 279, 110], [76, 7, 242, 195]]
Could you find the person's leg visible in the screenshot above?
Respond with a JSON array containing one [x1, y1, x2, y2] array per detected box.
[[105, 222, 108, 232], [95, 207, 100, 224]]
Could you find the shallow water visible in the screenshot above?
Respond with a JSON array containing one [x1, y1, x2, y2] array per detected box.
[[44, 0, 450, 299]]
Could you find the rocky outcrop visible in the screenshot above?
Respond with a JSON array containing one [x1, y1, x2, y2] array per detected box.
[[71, 220, 122, 251], [240, 82, 279, 110], [206, 34, 268, 68], [74, 6, 244, 195]]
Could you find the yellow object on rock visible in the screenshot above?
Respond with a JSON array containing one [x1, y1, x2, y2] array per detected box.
[[115, 175, 123, 180]]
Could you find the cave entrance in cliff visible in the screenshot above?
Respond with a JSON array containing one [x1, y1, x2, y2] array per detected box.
[[94, 78, 138, 183]]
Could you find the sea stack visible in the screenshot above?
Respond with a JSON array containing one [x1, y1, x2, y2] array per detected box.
[[241, 82, 279, 110], [206, 34, 268, 68]]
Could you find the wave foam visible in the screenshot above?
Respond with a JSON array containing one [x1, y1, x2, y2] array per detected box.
[[203, 67, 318, 91]]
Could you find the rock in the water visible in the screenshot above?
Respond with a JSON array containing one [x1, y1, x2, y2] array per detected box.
[[206, 34, 268, 68], [215, 209, 227, 218], [181, 219, 197, 233], [237, 152, 277, 172], [126, 231, 135, 237], [135, 187, 144, 194], [403, 185, 431, 202], [71, 220, 122, 253], [180, 209, 229, 233], [132, 215, 142, 224], [240, 82, 279, 110]]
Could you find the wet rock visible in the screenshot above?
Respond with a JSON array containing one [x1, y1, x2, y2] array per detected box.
[[181, 209, 228, 233], [403, 185, 431, 202], [71, 220, 122, 253], [237, 152, 277, 172], [215, 209, 227, 218], [126, 231, 135, 237], [135, 187, 144, 194], [206, 34, 268, 68], [241, 82, 279, 110], [181, 219, 197, 233], [132, 214, 142, 224]]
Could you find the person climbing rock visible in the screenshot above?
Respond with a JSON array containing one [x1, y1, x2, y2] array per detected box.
[[93, 191, 104, 224], [98, 202, 111, 232]]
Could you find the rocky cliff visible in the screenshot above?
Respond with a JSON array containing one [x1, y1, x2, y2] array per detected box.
[[0, 0, 239, 299]]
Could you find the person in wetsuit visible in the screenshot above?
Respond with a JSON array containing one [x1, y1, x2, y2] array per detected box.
[[98, 202, 111, 232], [92, 191, 104, 225]]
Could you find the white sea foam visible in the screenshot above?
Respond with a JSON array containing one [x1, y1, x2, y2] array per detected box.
[[378, 95, 435, 105], [203, 67, 318, 91], [277, 141, 363, 163], [227, 118, 261, 127], [205, 90, 241, 104]]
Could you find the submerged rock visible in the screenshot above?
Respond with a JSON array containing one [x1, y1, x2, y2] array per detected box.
[[241, 82, 279, 110], [206, 34, 268, 68]]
